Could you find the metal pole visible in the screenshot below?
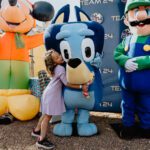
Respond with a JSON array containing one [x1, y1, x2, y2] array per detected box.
[[29, 49, 35, 77]]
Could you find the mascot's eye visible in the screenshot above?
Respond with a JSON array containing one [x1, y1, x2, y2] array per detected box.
[[81, 38, 95, 62], [64, 49, 69, 59], [60, 41, 72, 62], [134, 9, 139, 16], [85, 47, 91, 58]]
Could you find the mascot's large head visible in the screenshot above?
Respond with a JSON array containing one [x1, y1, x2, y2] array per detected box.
[[0, 0, 54, 33], [124, 0, 150, 36], [44, 5, 104, 85]]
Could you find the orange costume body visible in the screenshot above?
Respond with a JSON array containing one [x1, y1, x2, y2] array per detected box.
[[0, 32, 43, 62], [0, 32, 43, 89]]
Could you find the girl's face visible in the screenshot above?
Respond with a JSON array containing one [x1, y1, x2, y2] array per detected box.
[[51, 51, 64, 65]]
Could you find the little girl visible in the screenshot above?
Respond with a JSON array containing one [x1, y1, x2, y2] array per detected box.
[[32, 49, 88, 149]]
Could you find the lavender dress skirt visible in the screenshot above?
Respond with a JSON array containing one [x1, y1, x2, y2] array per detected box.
[[41, 65, 67, 116]]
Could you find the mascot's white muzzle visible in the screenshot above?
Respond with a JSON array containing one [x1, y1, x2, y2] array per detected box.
[[66, 58, 94, 84]]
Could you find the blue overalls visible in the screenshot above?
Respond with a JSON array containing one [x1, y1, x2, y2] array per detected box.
[[119, 35, 150, 129]]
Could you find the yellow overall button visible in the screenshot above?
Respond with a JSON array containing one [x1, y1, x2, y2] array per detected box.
[[124, 46, 128, 52], [143, 45, 150, 51]]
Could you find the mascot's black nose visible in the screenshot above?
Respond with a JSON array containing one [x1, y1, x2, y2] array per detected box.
[[9, 0, 17, 6], [68, 58, 81, 68]]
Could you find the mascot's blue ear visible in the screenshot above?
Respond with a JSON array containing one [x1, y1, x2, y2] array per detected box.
[[51, 4, 70, 24], [75, 6, 91, 22]]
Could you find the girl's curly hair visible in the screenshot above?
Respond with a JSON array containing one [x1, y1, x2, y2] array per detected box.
[[44, 49, 56, 76]]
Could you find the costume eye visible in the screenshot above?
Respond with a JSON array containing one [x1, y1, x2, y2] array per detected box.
[[134, 9, 139, 17], [16, 3, 20, 8], [146, 8, 150, 16], [60, 41, 71, 62], [81, 38, 95, 62]]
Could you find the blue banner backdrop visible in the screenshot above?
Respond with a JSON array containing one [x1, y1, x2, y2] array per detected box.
[[81, 0, 128, 112]]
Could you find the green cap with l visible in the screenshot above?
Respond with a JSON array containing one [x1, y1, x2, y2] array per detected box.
[[125, 0, 150, 13]]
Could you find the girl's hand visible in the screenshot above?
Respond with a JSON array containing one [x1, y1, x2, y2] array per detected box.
[[82, 84, 90, 99], [82, 84, 88, 92], [87, 79, 93, 85]]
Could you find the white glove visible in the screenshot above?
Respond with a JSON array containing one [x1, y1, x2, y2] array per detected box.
[[125, 58, 138, 72]]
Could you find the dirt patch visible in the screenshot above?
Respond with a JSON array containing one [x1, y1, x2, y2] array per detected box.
[[0, 112, 149, 150]]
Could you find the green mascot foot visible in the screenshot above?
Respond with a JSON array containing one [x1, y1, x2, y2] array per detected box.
[[77, 123, 97, 136], [53, 123, 72, 136]]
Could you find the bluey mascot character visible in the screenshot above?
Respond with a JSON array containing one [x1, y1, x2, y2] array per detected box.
[[0, 0, 54, 121], [44, 5, 104, 136], [114, 0, 150, 139]]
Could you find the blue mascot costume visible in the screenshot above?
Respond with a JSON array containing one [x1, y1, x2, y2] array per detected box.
[[114, 0, 150, 139], [44, 5, 104, 136]]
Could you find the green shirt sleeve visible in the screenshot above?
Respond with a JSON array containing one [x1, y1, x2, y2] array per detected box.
[[114, 36, 150, 70], [135, 56, 150, 70], [114, 39, 131, 68]]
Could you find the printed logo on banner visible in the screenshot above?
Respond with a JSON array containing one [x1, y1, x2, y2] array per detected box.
[[91, 12, 103, 23], [100, 101, 113, 107], [104, 33, 113, 40], [121, 28, 132, 39], [111, 85, 121, 92], [111, 15, 125, 21], [102, 68, 113, 74], [80, 0, 114, 6]]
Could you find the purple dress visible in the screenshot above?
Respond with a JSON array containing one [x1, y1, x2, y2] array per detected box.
[[41, 65, 67, 115]]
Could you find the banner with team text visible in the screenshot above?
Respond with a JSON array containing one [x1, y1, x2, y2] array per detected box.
[[81, 0, 128, 112]]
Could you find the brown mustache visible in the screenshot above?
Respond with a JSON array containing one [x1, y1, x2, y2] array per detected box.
[[129, 18, 150, 26]]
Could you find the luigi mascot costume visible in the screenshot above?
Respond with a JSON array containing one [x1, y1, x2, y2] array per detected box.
[[114, 0, 150, 139]]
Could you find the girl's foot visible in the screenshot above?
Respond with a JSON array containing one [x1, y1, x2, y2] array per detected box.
[[31, 128, 41, 137], [0, 113, 14, 125], [36, 138, 55, 149]]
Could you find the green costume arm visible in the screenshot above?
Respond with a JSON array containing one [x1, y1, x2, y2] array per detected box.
[[114, 38, 150, 70], [114, 39, 131, 68], [134, 56, 150, 70]]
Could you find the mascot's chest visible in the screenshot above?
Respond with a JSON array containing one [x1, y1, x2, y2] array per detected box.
[[63, 87, 95, 110], [126, 36, 150, 57], [120, 36, 150, 91], [63, 70, 103, 110], [0, 33, 28, 61]]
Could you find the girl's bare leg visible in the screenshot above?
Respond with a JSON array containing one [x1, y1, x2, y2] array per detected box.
[[39, 114, 52, 141], [34, 115, 45, 132]]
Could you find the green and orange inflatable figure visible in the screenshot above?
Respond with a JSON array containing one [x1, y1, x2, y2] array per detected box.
[[0, 0, 54, 120]]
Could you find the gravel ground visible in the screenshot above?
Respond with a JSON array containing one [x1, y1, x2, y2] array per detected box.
[[0, 112, 150, 150]]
